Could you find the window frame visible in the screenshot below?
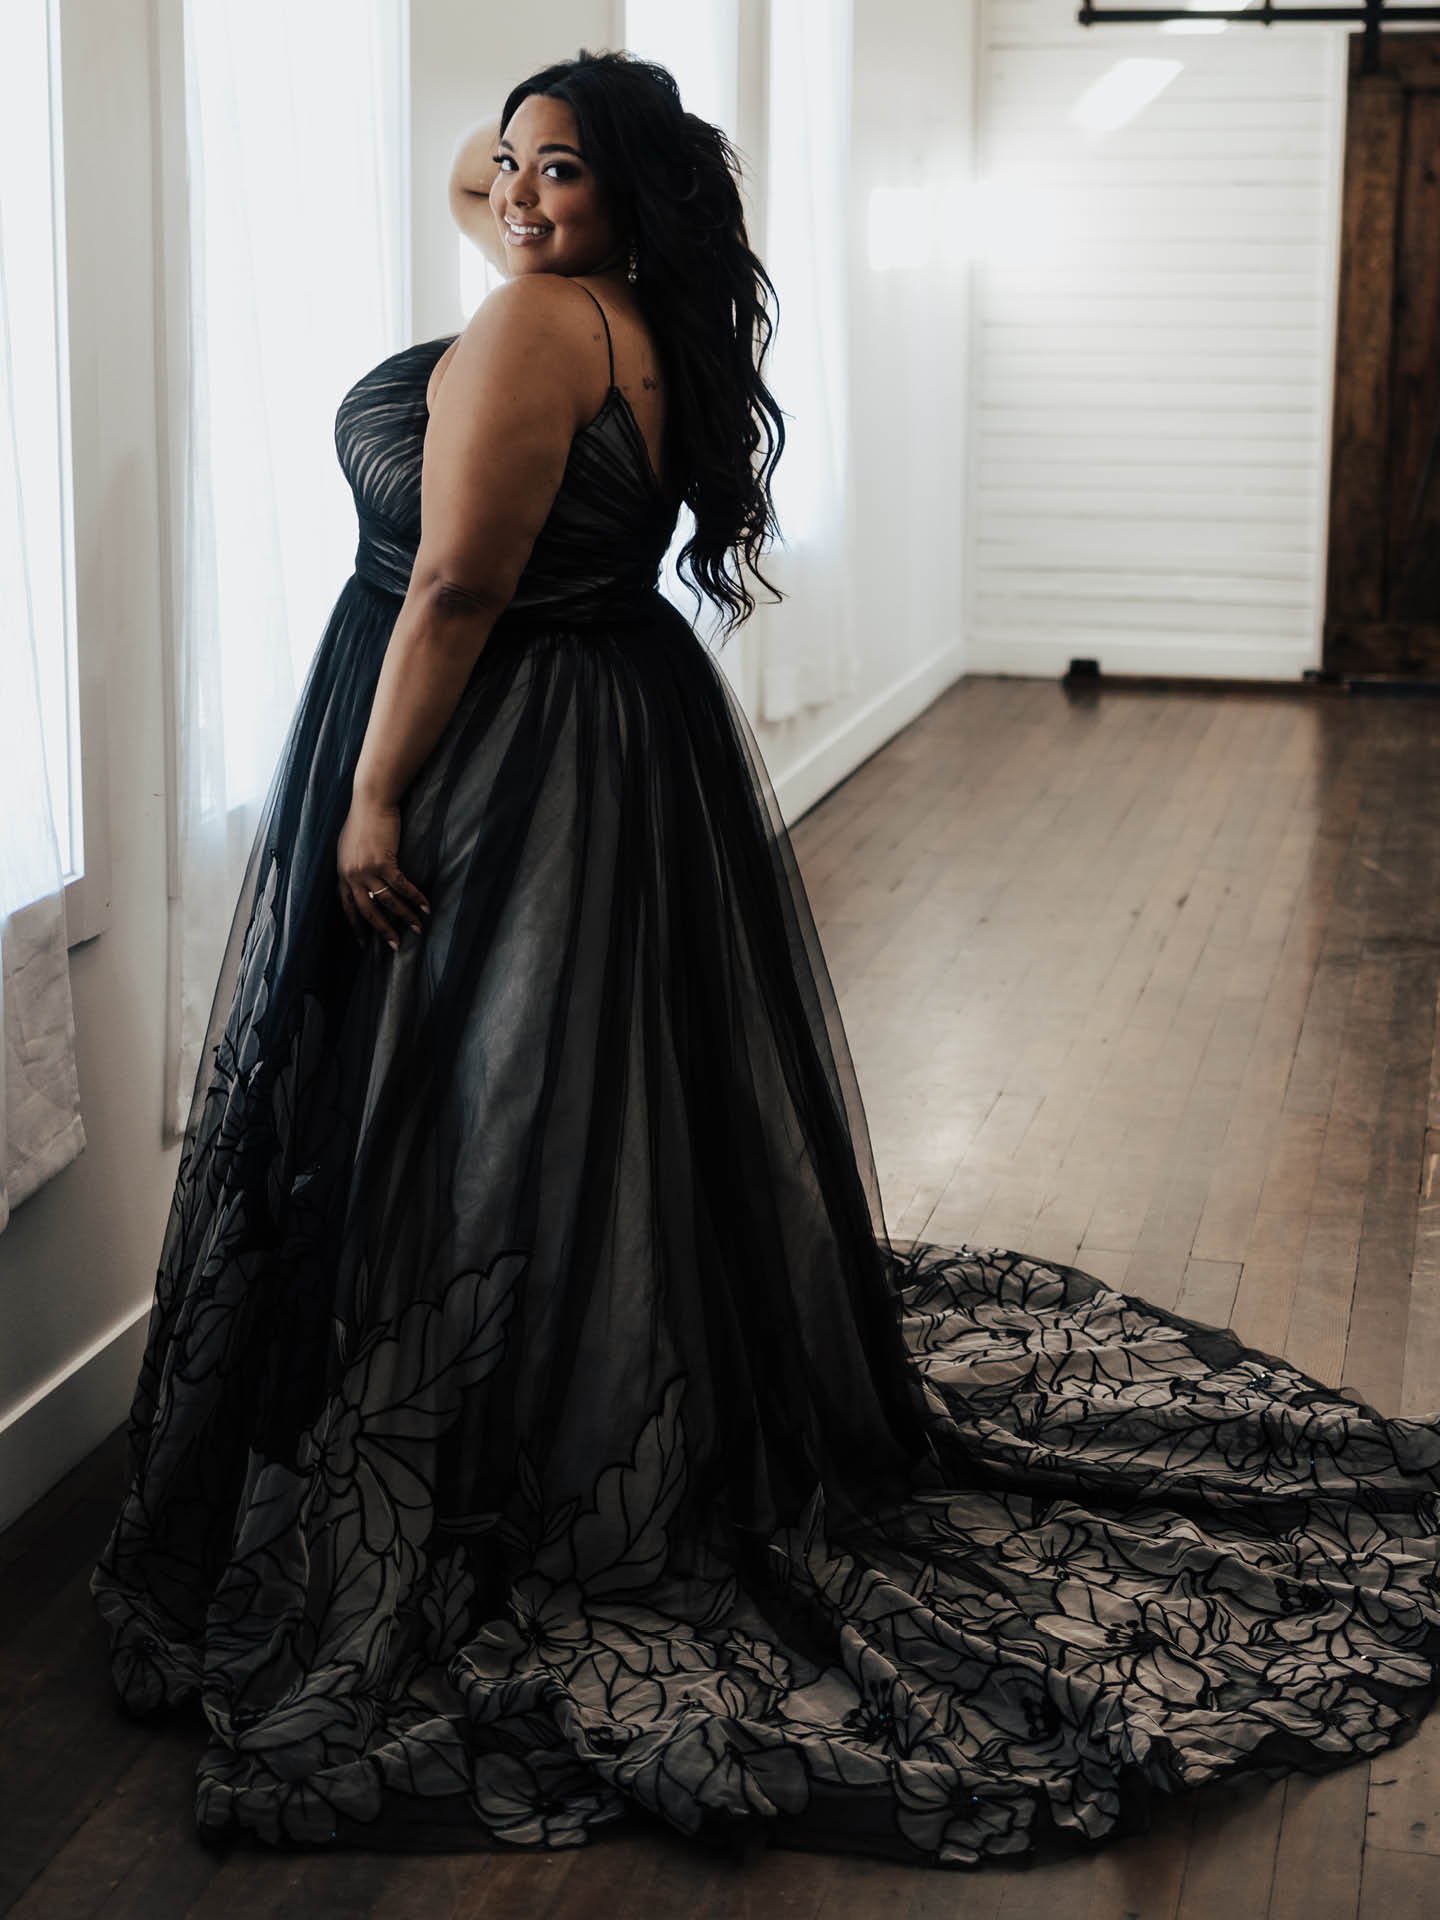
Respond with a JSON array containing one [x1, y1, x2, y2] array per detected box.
[[58, 0, 112, 949]]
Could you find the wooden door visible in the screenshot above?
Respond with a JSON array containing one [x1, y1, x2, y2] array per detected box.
[[1324, 35, 1440, 677]]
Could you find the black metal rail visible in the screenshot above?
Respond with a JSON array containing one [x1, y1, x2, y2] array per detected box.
[[1076, 0, 1440, 72]]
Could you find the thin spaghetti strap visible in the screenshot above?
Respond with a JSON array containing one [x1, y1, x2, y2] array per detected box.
[[574, 282, 615, 388]]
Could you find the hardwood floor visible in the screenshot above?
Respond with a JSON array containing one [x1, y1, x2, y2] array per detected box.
[[6, 676, 1440, 1917]]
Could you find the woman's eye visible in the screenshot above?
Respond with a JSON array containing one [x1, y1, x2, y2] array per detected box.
[[491, 155, 577, 181]]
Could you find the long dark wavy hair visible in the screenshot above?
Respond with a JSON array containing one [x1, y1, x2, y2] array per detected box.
[[497, 49, 787, 640]]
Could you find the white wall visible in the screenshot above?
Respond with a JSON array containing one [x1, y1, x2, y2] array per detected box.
[[966, 0, 1349, 681], [0, 0, 980, 1529]]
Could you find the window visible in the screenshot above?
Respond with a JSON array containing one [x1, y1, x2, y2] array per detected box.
[[0, 0, 106, 946]]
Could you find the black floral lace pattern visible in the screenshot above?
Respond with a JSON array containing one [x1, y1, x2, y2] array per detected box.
[[92, 327, 1440, 1867]]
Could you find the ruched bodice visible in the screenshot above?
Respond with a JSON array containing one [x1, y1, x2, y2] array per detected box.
[[336, 334, 679, 623]]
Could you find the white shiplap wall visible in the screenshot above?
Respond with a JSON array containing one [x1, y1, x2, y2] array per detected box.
[[968, 0, 1352, 679]]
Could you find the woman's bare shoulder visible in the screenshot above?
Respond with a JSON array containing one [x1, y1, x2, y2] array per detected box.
[[426, 276, 603, 426]]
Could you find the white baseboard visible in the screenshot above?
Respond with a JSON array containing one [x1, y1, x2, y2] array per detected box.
[[965, 633, 1319, 683], [770, 638, 968, 825], [0, 1301, 149, 1532]]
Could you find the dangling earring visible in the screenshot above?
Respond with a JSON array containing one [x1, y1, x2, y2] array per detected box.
[[626, 238, 638, 285]]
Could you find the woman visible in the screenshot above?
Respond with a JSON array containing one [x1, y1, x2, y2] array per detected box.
[[93, 49, 1440, 1866]]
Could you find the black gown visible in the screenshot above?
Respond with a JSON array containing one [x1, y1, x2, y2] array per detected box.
[[93, 287, 1440, 1865]]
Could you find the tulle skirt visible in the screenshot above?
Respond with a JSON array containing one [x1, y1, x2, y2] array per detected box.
[[92, 578, 1440, 1864]]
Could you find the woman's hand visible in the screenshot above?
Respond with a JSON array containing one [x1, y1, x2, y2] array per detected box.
[[336, 790, 431, 952]]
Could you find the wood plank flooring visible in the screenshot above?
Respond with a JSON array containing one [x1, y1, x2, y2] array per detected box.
[[7, 676, 1440, 1917]]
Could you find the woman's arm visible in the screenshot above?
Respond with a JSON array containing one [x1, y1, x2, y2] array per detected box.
[[336, 275, 591, 948], [448, 116, 508, 275]]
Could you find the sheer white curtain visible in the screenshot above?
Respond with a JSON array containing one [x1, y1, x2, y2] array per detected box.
[[754, 0, 857, 723], [167, 0, 406, 1136], [0, 202, 85, 1233]]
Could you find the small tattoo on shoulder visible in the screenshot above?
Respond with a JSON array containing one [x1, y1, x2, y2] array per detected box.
[[642, 374, 659, 391]]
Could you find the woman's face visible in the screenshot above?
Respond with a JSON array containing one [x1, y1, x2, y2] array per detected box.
[[489, 94, 620, 278]]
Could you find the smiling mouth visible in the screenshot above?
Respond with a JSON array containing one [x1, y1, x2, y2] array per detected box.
[[505, 219, 553, 241]]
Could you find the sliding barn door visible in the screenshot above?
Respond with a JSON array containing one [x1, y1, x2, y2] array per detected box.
[[1325, 34, 1440, 677]]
